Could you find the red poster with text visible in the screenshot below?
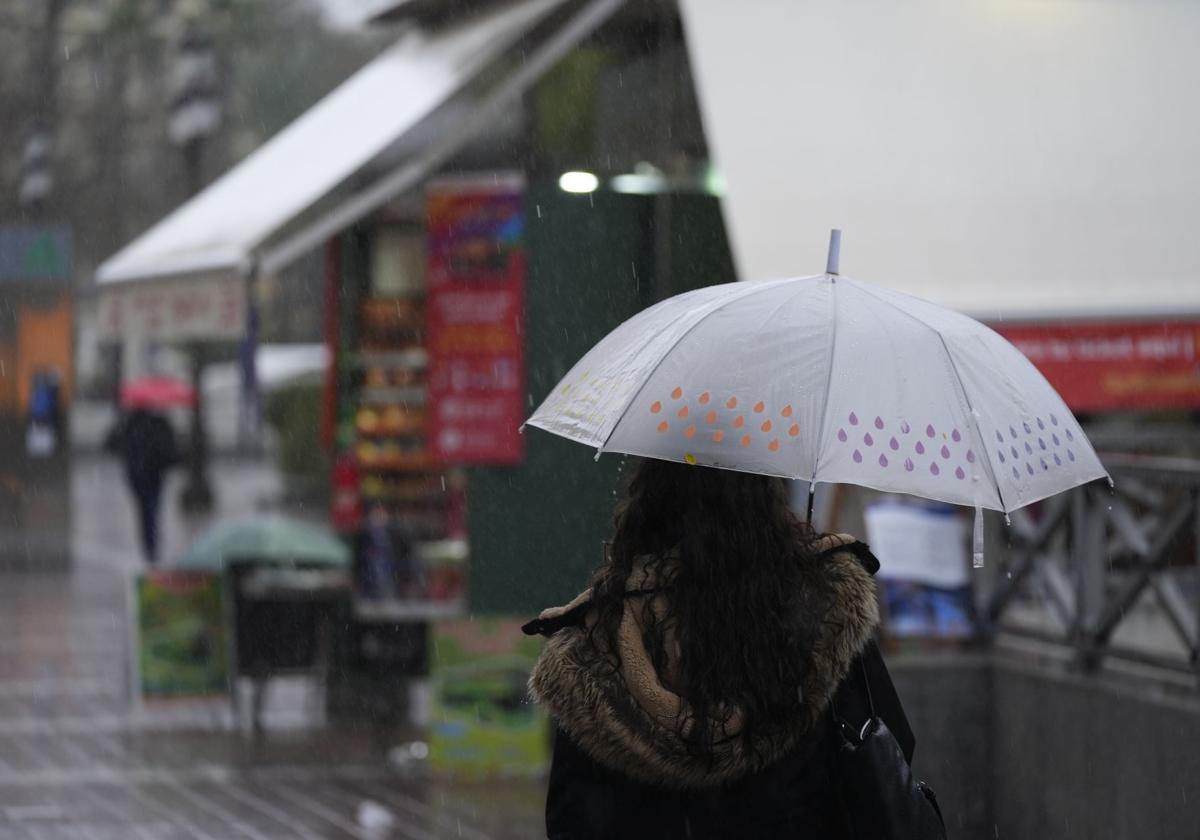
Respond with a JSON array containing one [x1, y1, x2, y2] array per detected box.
[[426, 176, 525, 465], [992, 320, 1200, 412]]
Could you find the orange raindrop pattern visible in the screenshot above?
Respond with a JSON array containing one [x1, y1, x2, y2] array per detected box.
[[646, 391, 802, 457]]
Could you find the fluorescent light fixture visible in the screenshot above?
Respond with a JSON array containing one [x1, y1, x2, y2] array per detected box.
[[610, 173, 667, 194], [558, 170, 599, 193]]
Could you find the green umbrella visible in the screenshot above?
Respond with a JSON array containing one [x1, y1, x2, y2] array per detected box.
[[176, 516, 350, 570]]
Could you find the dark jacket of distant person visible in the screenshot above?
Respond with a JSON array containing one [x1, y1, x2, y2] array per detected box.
[[523, 458, 914, 840], [116, 410, 179, 485]]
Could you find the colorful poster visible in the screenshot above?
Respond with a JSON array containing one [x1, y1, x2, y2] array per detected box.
[[993, 320, 1200, 411], [429, 618, 548, 778], [132, 571, 227, 698], [425, 174, 525, 465]]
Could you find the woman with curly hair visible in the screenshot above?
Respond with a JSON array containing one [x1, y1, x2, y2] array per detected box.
[[523, 457, 921, 838]]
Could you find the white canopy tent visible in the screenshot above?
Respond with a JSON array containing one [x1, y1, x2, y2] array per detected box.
[[680, 0, 1200, 320], [95, 0, 624, 341]]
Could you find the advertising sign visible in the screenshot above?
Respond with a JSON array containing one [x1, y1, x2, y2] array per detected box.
[[864, 501, 973, 639], [429, 617, 548, 778], [131, 571, 227, 699], [425, 175, 525, 465], [993, 320, 1200, 412], [0, 225, 71, 284], [98, 273, 246, 341]]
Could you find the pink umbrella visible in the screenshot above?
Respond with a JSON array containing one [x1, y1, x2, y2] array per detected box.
[[120, 376, 196, 411]]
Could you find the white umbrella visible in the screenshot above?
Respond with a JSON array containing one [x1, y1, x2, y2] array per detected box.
[[525, 232, 1109, 565]]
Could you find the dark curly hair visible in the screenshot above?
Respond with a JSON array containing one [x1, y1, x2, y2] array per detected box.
[[588, 457, 820, 761]]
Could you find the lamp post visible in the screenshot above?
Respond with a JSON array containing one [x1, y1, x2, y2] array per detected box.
[[170, 26, 220, 512], [18, 121, 53, 216]]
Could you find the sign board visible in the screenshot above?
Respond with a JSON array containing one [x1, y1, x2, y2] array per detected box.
[[993, 320, 1200, 412], [98, 273, 247, 342], [864, 501, 973, 639], [425, 175, 525, 465], [429, 617, 548, 778], [0, 225, 71, 284], [130, 570, 228, 699]]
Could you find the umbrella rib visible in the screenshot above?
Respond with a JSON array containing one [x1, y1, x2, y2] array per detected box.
[[810, 276, 839, 486], [846, 280, 1009, 513], [593, 280, 792, 458]]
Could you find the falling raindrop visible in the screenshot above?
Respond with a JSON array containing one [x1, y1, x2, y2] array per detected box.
[[1023, 422, 1031, 434], [966, 450, 976, 463], [955, 467, 965, 480], [889, 436, 899, 450], [1012, 466, 1019, 480], [1037, 417, 1045, 430], [1068, 450, 1075, 461], [1039, 438, 1046, 450], [849, 412, 859, 425], [995, 429, 1003, 443], [1011, 446, 1019, 459], [1010, 426, 1017, 439], [998, 450, 1006, 463], [930, 462, 940, 476], [915, 441, 926, 455], [951, 429, 962, 442], [1052, 433, 1060, 446], [879, 454, 889, 467], [925, 424, 936, 437], [940, 445, 951, 459], [1050, 414, 1059, 425], [853, 449, 863, 463], [1054, 454, 1062, 466], [1024, 442, 1033, 454], [904, 458, 914, 472], [900, 421, 911, 434], [1026, 463, 1034, 476], [874, 416, 885, 430], [1065, 428, 1075, 441], [837, 428, 847, 442], [863, 433, 874, 446]]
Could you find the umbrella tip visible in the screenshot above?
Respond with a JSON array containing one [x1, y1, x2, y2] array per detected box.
[[826, 229, 842, 276]]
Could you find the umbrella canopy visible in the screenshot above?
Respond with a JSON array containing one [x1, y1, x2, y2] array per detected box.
[[120, 376, 196, 411], [525, 271, 1108, 525], [177, 516, 350, 571]]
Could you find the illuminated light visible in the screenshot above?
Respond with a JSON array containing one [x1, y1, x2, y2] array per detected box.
[[610, 173, 666, 194], [558, 171, 599, 193]]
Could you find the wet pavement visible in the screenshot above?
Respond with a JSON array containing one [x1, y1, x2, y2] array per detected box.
[[0, 455, 546, 839]]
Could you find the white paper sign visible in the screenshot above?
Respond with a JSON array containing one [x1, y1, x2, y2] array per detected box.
[[864, 501, 969, 589], [98, 273, 246, 342]]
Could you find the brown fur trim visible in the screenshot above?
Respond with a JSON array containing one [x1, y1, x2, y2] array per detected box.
[[528, 546, 879, 789]]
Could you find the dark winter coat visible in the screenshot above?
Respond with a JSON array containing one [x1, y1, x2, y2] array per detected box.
[[524, 534, 913, 839], [114, 410, 179, 486]]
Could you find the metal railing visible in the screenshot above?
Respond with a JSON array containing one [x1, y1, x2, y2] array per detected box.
[[981, 453, 1200, 683]]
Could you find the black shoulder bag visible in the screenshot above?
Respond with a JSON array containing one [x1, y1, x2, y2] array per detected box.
[[831, 658, 947, 840]]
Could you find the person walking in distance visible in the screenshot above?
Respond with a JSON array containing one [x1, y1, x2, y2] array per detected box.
[[113, 409, 179, 563]]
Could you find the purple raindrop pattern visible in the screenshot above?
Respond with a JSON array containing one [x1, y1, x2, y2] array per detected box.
[[829, 410, 1086, 483]]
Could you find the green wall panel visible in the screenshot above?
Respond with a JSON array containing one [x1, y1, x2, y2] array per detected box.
[[467, 181, 735, 615]]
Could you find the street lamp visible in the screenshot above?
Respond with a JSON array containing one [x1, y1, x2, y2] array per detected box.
[[169, 26, 221, 512], [19, 121, 53, 215]]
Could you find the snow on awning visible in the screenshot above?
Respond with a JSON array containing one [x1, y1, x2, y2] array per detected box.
[[680, 0, 1200, 319], [97, 0, 562, 291]]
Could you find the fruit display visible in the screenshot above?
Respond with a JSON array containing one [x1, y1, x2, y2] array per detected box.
[[334, 290, 465, 609]]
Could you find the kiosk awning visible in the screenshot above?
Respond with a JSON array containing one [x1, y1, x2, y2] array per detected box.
[[681, 0, 1200, 319], [96, 0, 576, 341]]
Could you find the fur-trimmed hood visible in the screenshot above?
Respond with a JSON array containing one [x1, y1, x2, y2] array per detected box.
[[526, 534, 880, 790]]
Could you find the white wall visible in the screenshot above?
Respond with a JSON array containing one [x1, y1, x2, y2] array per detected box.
[[680, 0, 1200, 318]]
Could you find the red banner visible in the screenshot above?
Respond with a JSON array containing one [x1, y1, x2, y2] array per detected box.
[[992, 321, 1200, 412], [425, 176, 525, 465]]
